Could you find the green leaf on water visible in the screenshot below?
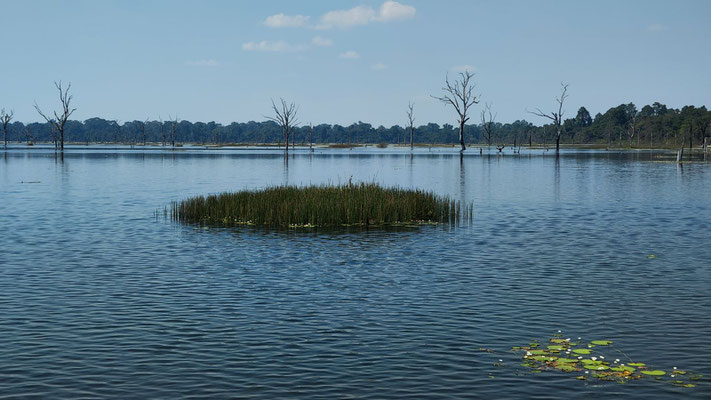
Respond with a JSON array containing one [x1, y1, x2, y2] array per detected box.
[[532, 355, 557, 362], [547, 345, 565, 351], [610, 366, 635, 373], [556, 358, 578, 363], [627, 363, 645, 367], [557, 364, 579, 372], [528, 350, 547, 355], [647, 254, 656, 259], [590, 340, 612, 346], [573, 349, 591, 355], [585, 365, 610, 371], [641, 370, 665, 376]]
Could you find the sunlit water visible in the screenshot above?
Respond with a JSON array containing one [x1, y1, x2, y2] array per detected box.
[[1, 146, 709, 399]]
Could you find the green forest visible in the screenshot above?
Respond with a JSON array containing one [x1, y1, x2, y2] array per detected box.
[[3, 102, 710, 148]]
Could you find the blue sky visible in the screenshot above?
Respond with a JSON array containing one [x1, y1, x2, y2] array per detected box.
[[2, 0, 710, 127]]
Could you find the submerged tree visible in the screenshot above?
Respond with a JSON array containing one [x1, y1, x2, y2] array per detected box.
[[138, 118, 147, 145], [481, 102, 496, 148], [432, 71, 479, 151], [1, 108, 13, 149], [266, 98, 299, 151], [34, 81, 76, 151], [530, 83, 569, 153], [35, 81, 76, 151], [169, 115, 179, 147], [625, 103, 638, 147], [406, 101, 415, 150]]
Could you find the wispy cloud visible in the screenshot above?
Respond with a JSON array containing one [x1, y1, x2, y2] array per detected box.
[[311, 36, 333, 47], [377, 1, 416, 22], [185, 59, 220, 67], [316, 1, 415, 29], [450, 65, 476, 73], [371, 63, 388, 70], [242, 40, 308, 53], [264, 13, 310, 28], [647, 23, 668, 32], [339, 50, 360, 59]]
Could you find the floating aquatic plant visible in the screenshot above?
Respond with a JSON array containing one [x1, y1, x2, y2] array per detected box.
[[508, 334, 702, 388]]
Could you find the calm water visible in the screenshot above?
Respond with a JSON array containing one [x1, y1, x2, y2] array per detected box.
[[1, 146, 709, 399]]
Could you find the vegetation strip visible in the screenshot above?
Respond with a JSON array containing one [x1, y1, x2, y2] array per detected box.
[[172, 183, 471, 228], [506, 333, 701, 387]]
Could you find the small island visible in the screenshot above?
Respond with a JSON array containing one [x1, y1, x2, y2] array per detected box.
[[172, 182, 471, 228]]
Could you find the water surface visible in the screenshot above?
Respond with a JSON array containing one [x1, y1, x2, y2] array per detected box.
[[1, 147, 709, 398]]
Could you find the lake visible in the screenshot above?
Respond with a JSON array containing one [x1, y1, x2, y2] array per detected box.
[[1, 146, 709, 399]]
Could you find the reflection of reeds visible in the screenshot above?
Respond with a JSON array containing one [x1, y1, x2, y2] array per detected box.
[[172, 183, 471, 228]]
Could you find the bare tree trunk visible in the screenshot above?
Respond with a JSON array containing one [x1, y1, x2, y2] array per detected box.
[[432, 72, 478, 153], [459, 121, 466, 151]]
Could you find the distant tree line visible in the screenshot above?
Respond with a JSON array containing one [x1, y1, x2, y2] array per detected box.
[[2, 102, 709, 148]]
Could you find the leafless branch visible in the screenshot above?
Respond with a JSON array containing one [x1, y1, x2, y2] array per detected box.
[[266, 98, 299, 150], [432, 71, 480, 151]]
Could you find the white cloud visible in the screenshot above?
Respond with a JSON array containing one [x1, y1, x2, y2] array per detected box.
[[316, 1, 415, 29], [242, 40, 308, 53], [371, 63, 388, 70], [339, 50, 360, 59], [377, 1, 416, 22], [311, 36, 333, 47], [185, 59, 220, 67], [647, 23, 668, 32], [318, 5, 375, 29], [264, 13, 310, 28], [450, 65, 476, 73]]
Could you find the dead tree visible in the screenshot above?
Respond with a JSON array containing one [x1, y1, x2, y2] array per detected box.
[[112, 120, 121, 143], [24, 125, 33, 145], [627, 106, 638, 147], [432, 71, 479, 151], [34, 81, 75, 151], [169, 115, 179, 147], [138, 118, 147, 145], [696, 119, 708, 151], [266, 98, 299, 152], [480, 102, 496, 148], [1, 109, 13, 149], [159, 116, 166, 146], [406, 102, 415, 150], [530, 83, 569, 153]]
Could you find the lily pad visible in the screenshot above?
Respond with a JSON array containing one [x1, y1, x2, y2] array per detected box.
[[510, 334, 697, 388], [556, 358, 578, 363], [590, 340, 612, 346], [610, 366, 635, 373], [557, 364, 579, 372], [585, 365, 610, 371], [641, 370, 666, 376]]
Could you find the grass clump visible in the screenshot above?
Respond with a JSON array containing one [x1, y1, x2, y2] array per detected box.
[[172, 182, 470, 228]]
